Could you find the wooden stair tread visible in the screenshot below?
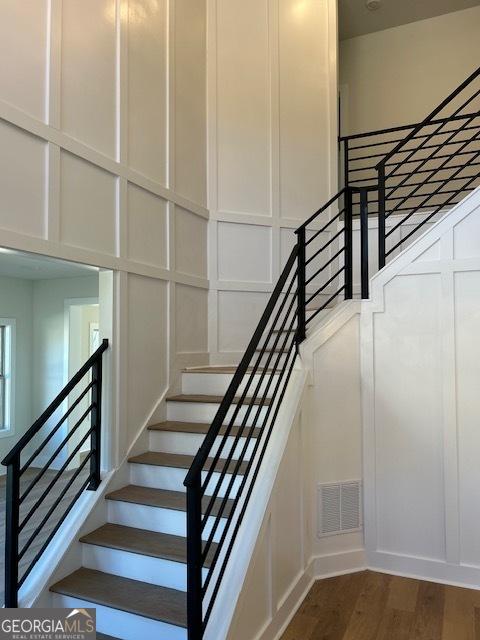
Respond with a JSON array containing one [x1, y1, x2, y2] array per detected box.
[[128, 451, 249, 475], [148, 420, 260, 438], [105, 485, 234, 518], [167, 393, 271, 406], [80, 523, 217, 567], [50, 568, 187, 628], [182, 366, 277, 374]]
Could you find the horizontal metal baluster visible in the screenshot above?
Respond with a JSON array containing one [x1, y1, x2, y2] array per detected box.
[[386, 141, 480, 235], [200, 311, 298, 544], [305, 247, 345, 286], [385, 103, 480, 191], [305, 210, 344, 245], [386, 165, 480, 257], [202, 339, 298, 608], [18, 452, 93, 561], [306, 287, 346, 326], [305, 229, 343, 266], [18, 474, 92, 589], [386, 123, 480, 213], [199, 269, 298, 496], [20, 404, 93, 504], [305, 267, 345, 306], [18, 426, 94, 533], [20, 381, 94, 473], [297, 189, 346, 231], [200, 291, 299, 524]]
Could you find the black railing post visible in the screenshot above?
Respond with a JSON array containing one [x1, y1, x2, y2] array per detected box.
[[186, 475, 203, 640], [88, 339, 106, 490], [359, 188, 370, 299], [378, 163, 386, 269], [344, 188, 353, 299], [296, 227, 306, 345], [343, 137, 349, 190], [5, 453, 20, 607]]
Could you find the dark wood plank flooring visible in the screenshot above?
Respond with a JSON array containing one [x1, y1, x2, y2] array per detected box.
[[281, 570, 480, 640]]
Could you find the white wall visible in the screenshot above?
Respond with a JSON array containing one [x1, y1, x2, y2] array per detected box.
[[0, 0, 208, 464], [208, 0, 339, 363], [340, 6, 480, 134], [363, 187, 480, 588], [0, 276, 33, 462], [32, 276, 99, 420]]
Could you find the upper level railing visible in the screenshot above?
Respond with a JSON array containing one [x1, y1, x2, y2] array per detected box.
[[2, 339, 108, 607], [185, 65, 480, 640], [377, 66, 480, 267]]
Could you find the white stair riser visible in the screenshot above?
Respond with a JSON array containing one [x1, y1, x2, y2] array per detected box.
[[107, 501, 225, 542], [167, 400, 270, 426], [51, 594, 187, 640], [148, 430, 256, 460], [82, 544, 208, 592], [182, 372, 278, 397], [129, 463, 243, 498]]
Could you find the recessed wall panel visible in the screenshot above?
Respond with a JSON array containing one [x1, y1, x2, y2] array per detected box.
[[127, 274, 168, 444], [0, 1, 48, 121], [175, 284, 208, 354], [218, 222, 272, 283], [279, 0, 329, 220], [60, 152, 116, 255], [218, 290, 269, 352], [175, 206, 208, 279], [128, 0, 168, 184], [373, 274, 445, 560], [0, 122, 46, 238], [216, 0, 271, 216], [127, 183, 168, 268], [61, 0, 116, 156], [174, 0, 207, 206], [455, 271, 480, 566]]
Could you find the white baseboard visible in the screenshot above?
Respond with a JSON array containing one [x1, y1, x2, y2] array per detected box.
[[369, 550, 480, 591], [255, 548, 367, 640]]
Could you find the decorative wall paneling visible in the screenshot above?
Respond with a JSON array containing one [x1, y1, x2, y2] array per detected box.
[[363, 188, 480, 588], [0, 0, 208, 465], [208, 0, 339, 364]]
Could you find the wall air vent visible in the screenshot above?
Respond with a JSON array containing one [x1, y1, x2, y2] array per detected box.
[[317, 481, 362, 537]]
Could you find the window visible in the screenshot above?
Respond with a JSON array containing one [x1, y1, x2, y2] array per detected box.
[[0, 319, 14, 433]]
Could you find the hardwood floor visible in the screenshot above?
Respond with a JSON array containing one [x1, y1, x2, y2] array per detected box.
[[281, 571, 480, 640]]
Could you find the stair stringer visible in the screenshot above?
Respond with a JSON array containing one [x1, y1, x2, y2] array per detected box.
[[362, 186, 480, 588]]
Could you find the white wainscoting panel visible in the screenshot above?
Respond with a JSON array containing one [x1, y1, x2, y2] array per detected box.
[[0, 0, 209, 466], [60, 151, 117, 256], [363, 188, 480, 588], [127, 183, 169, 269], [61, 0, 117, 157]]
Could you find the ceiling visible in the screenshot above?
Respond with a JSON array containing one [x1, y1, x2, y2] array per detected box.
[[339, 0, 480, 40], [0, 249, 98, 281]]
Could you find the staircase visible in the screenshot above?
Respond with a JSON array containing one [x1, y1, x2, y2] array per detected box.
[[3, 65, 479, 640], [49, 366, 277, 640]]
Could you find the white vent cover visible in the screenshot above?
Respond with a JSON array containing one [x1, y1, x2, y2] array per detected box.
[[317, 481, 362, 537]]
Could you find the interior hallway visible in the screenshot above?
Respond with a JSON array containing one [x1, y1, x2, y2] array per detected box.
[[281, 570, 480, 640]]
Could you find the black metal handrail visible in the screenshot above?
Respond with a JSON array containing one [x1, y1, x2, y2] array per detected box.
[[2, 338, 108, 607]]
